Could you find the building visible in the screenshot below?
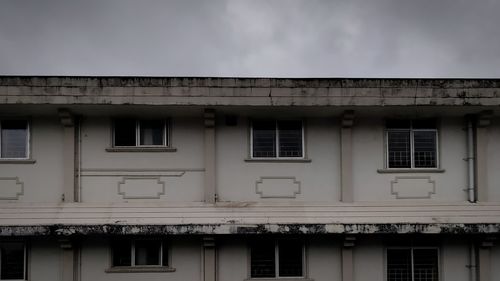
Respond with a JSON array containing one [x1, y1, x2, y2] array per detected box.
[[0, 76, 499, 281]]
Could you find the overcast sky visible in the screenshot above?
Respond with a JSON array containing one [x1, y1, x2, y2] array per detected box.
[[1, 0, 499, 77]]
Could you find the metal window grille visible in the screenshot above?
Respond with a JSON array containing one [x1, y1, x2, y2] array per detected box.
[[386, 120, 437, 168], [0, 120, 29, 159], [387, 248, 439, 281], [0, 242, 26, 280], [250, 240, 304, 278], [252, 120, 303, 158]]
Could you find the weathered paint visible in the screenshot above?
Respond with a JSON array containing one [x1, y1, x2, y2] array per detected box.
[[1, 223, 500, 236]]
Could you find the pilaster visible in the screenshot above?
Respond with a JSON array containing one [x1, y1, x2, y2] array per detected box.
[[204, 109, 216, 203], [341, 110, 355, 202], [341, 236, 355, 281], [476, 110, 492, 202], [203, 237, 217, 281], [58, 109, 76, 202]]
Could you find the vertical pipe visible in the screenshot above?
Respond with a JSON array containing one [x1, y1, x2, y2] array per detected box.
[[467, 118, 476, 203]]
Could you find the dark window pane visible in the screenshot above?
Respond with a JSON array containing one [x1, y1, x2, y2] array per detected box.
[[250, 240, 275, 278], [162, 243, 168, 266], [278, 240, 303, 277], [253, 121, 276, 158], [112, 241, 132, 266], [387, 130, 411, 168], [413, 249, 439, 281], [139, 120, 165, 146], [114, 119, 136, 146], [1, 242, 25, 280], [413, 131, 437, 168], [386, 120, 411, 129], [387, 249, 412, 281], [1, 120, 28, 158], [135, 241, 161, 266], [278, 121, 303, 157]]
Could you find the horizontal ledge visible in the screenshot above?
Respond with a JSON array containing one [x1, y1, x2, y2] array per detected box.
[[0, 159, 36, 164], [245, 277, 314, 281], [244, 158, 312, 163], [105, 266, 175, 273], [105, 147, 177, 153], [377, 168, 445, 174]]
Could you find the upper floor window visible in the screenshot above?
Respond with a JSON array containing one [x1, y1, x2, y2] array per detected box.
[[111, 240, 168, 268], [386, 119, 438, 168], [0, 120, 29, 159], [0, 242, 26, 280], [251, 120, 304, 158], [250, 239, 304, 278], [113, 119, 168, 147], [387, 247, 439, 281]]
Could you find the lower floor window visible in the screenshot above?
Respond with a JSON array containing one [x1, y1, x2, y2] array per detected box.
[[387, 248, 439, 281], [0, 242, 26, 280], [250, 239, 304, 278], [111, 240, 168, 267]]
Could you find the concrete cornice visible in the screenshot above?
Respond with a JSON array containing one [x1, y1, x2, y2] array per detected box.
[[1, 76, 500, 106]]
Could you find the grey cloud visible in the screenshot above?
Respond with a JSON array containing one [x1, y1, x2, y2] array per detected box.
[[0, 0, 499, 77]]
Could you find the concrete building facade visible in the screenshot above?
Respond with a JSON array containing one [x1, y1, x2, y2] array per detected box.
[[0, 76, 499, 281]]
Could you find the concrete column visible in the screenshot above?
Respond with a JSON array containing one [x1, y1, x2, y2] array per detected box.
[[475, 111, 492, 202], [59, 240, 77, 281], [58, 109, 76, 202], [204, 109, 216, 203], [478, 239, 494, 281], [340, 111, 355, 203], [203, 237, 217, 281], [341, 236, 355, 281]]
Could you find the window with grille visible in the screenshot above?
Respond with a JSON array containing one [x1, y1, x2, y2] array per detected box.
[[251, 120, 303, 158], [0, 242, 26, 280], [113, 119, 168, 147], [0, 120, 29, 159], [387, 248, 439, 281], [386, 119, 437, 168], [111, 240, 168, 267], [250, 239, 304, 278]]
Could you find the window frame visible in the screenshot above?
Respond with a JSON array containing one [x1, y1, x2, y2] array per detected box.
[[248, 239, 306, 279], [107, 239, 174, 273], [384, 120, 439, 169], [0, 120, 30, 160], [0, 241, 27, 281], [112, 119, 170, 148], [385, 246, 440, 281], [250, 119, 305, 160]]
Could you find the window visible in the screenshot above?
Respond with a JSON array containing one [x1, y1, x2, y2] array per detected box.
[[386, 119, 437, 168], [0, 120, 29, 159], [113, 119, 168, 147], [250, 239, 304, 278], [387, 248, 439, 281], [0, 242, 26, 280], [251, 120, 303, 158], [111, 240, 168, 267]]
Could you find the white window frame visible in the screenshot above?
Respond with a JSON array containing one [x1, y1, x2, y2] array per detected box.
[[385, 246, 440, 281], [112, 119, 169, 148], [0, 242, 27, 281], [250, 120, 305, 159], [0, 120, 30, 160], [385, 121, 439, 169], [249, 239, 306, 279], [111, 239, 168, 268]]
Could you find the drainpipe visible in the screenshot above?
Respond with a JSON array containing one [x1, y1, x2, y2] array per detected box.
[[469, 242, 477, 281], [466, 117, 476, 203]]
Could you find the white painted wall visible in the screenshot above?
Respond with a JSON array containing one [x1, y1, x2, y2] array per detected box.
[[80, 116, 205, 202], [80, 237, 202, 281], [216, 117, 341, 202], [0, 117, 65, 202], [486, 118, 500, 201], [352, 117, 468, 202], [30, 239, 62, 281]]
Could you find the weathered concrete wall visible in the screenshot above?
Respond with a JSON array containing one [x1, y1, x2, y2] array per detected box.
[[486, 118, 500, 201], [216, 116, 341, 202], [30, 239, 63, 281], [0, 117, 64, 202], [352, 117, 468, 202], [1, 77, 500, 106], [80, 116, 205, 202]]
